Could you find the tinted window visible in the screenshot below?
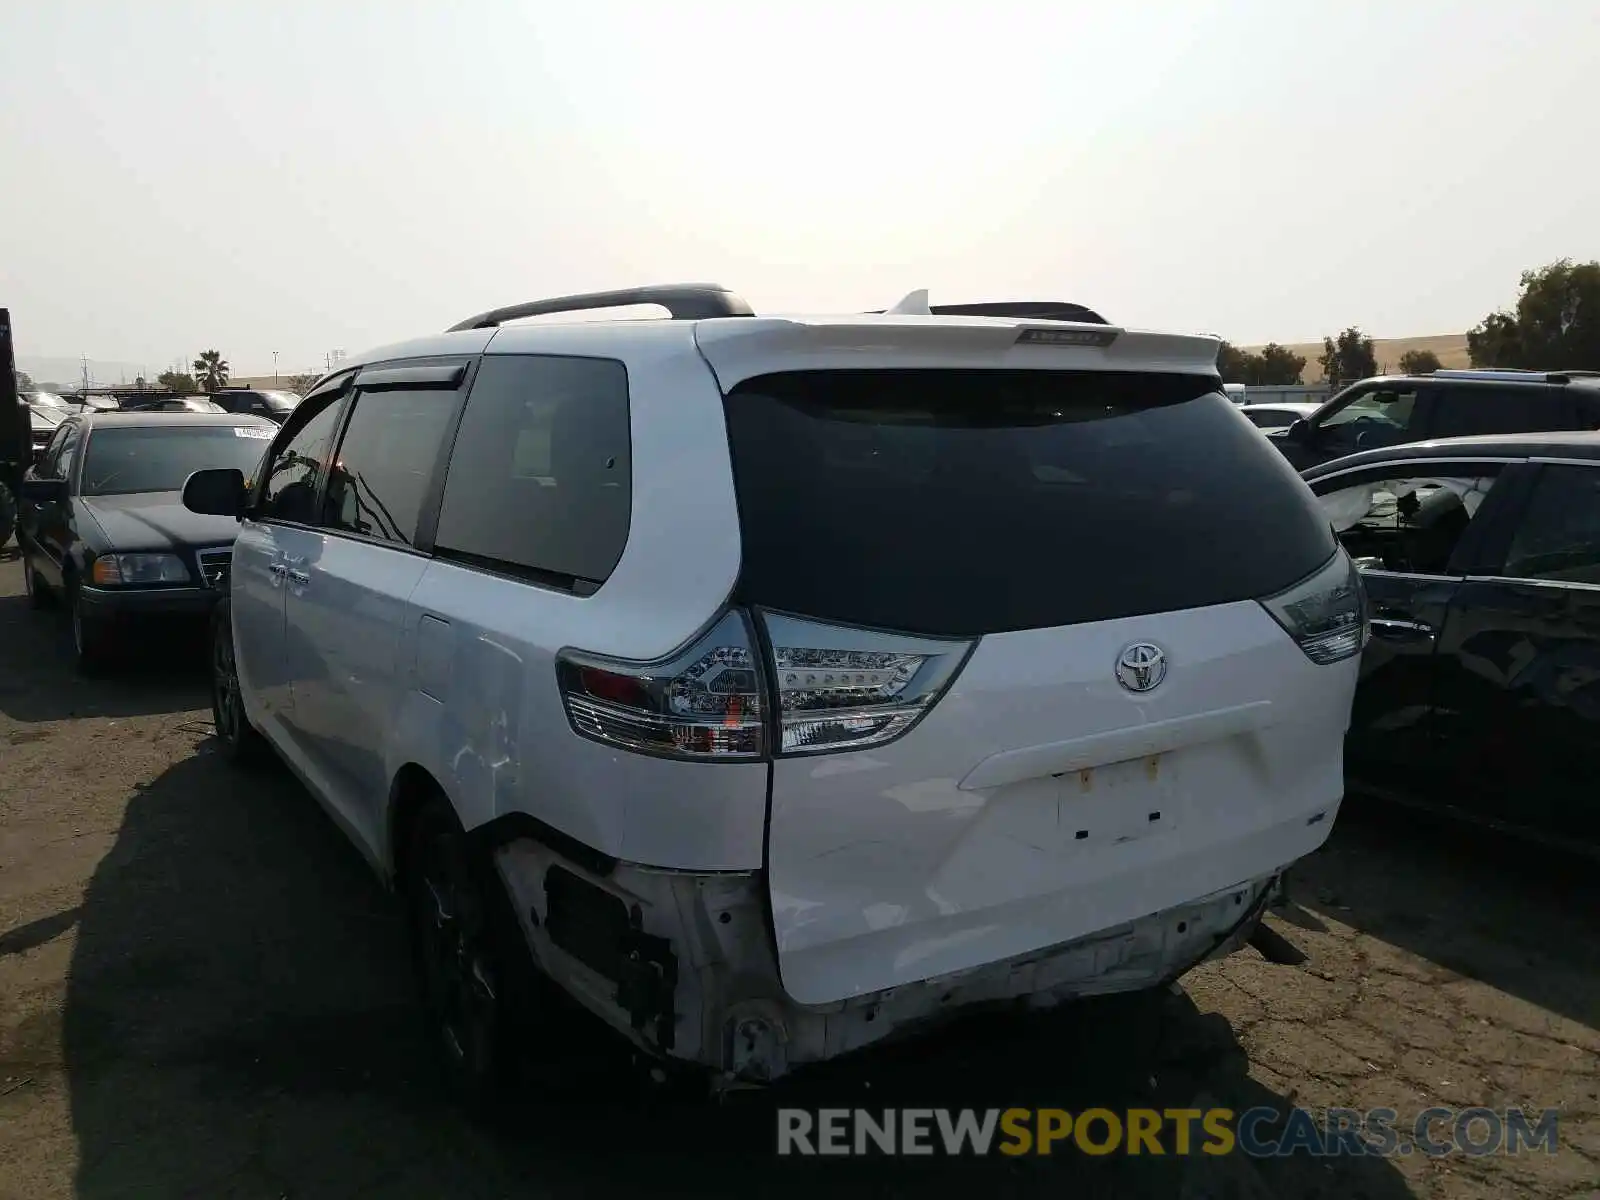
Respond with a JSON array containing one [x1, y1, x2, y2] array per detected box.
[[81, 425, 273, 495], [1315, 386, 1422, 455], [434, 355, 632, 585], [724, 370, 1337, 637], [1428, 386, 1564, 439], [41, 423, 75, 477], [321, 387, 457, 546], [54, 425, 82, 482], [259, 399, 343, 523], [1503, 465, 1600, 585]]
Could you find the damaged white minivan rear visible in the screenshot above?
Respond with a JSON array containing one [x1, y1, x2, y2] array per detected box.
[[190, 285, 1365, 1101]]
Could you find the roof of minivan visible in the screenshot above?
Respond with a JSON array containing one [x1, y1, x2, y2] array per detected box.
[[1301, 431, 1600, 481], [340, 312, 1225, 384]]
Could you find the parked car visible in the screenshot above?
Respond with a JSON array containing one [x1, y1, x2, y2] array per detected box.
[[1270, 369, 1600, 471], [1303, 431, 1600, 853], [181, 283, 1364, 1102], [1238, 401, 1321, 431], [16, 411, 276, 671], [210, 387, 302, 423]]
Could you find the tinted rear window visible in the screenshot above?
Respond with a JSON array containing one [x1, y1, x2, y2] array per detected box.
[[434, 354, 632, 586], [723, 370, 1336, 637]]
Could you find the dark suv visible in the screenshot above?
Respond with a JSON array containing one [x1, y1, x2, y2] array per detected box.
[[1269, 369, 1600, 470], [209, 387, 301, 423]]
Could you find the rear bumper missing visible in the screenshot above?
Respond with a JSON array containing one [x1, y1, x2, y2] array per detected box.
[[493, 838, 1280, 1084]]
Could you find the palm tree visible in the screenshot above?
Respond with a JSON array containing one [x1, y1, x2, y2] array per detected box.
[[192, 349, 230, 393]]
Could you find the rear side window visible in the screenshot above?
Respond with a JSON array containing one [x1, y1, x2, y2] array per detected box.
[[1503, 464, 1600, 584], [1429, 386, 1566, 438], [723, 370, 1337, 637], [322, 387, 458, 546], [434, 355, 632, 586]]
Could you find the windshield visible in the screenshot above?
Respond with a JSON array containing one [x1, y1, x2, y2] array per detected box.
[[724, 369, 1336, 636], [80, 425, 273, 496], [29, 391, 70, 409], [29, 407, 64, 430], [260, 391, 301, 412]]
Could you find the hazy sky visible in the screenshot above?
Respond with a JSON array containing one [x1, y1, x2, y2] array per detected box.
[[3, 0, 1596, 375]]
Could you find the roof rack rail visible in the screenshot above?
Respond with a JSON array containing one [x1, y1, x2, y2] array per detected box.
[[865, 299, 1110, 325], [447, 284, 755, 332]]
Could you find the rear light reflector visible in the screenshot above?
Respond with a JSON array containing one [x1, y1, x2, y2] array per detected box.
[[1258, 548, 1368, 665]]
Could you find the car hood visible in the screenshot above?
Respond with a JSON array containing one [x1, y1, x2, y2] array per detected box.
[[78, 492, 239, 550]]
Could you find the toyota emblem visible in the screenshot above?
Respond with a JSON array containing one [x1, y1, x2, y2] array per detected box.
[[1115, 643, 1167, 693]]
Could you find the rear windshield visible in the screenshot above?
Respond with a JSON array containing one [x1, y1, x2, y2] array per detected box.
[[723, 369, 1336, 637]]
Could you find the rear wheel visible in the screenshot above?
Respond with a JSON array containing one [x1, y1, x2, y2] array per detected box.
[[403, 796, 538, 1114], [210, 599, 266, 765]]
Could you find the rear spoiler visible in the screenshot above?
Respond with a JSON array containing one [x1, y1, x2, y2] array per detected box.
[[872, 290, 1110, 325]]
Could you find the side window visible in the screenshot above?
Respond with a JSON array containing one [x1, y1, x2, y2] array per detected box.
[[39, 424, 73, 477], [320, 386, 458, 546], [1315, 467, 1502, 576], [258, 397, 345, 524], [55, 426, 83, 485], [1316, 387, 1422, 453], [433, 355, 632, 585], [1428, 387, 1562, 439], [1502, 465, 1600, 585]]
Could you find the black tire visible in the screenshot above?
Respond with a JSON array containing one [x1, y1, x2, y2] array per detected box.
[[210, 599, 267, 765], [402, 795, 539, 1115], [67, 574, 114, 674]]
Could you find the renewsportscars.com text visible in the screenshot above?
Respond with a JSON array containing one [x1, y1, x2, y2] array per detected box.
[[776, 1106, 1560, 1159]]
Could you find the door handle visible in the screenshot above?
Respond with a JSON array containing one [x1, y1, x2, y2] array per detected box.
[[287, 569, 310, 586], [1369, 617, 1435, 645], [269, 562, 288, 577]]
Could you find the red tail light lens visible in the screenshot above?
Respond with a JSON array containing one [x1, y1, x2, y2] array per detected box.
[[557, 610, 974, 761]]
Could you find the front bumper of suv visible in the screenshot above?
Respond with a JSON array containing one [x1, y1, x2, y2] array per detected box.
[[493, 837, 1285, 1085]]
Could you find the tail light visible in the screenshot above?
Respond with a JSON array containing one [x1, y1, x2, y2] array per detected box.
[[1258, 549, 1368, 665], [556, 610, 973, 760]]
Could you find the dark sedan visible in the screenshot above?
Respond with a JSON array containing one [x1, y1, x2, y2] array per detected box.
[[16, 411, 276, 671], [1302, 432, 1600, 853]]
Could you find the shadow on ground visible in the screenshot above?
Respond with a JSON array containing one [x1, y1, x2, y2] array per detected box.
[[56, 745, 1419, 1200], [1292, 796, 1600, 1032], [0, 590, 210, 723]]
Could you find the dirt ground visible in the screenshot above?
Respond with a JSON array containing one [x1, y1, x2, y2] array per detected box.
[[0, 547, 1595, 1200]]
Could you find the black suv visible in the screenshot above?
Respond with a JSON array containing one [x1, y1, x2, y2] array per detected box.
[[208, 387, 301, 423], [1269, 369, 1600, 470]]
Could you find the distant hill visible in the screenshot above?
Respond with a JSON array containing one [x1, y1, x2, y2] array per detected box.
[[1242, 334, 1470, 384]]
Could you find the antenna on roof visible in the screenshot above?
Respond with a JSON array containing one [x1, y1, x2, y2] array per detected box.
[[884, 289, 932, 316]]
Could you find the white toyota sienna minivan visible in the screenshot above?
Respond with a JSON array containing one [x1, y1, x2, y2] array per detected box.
[[182, 285, 1365, 1100]]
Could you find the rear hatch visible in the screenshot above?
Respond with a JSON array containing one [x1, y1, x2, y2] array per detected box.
[[716, 356, 1359, 1005]]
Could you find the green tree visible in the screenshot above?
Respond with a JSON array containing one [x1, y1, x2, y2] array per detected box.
[[1216, 341, 1249, 381], [192, 349, 230, 393], [157, 370, 198, 394], [1468, 259, 1600, 369], [284, 372, 320, 396], [1397, 349, 1441, 375], [1319, 327, 1378, 387], [15, 370, 33, 391], [1216, 341, 1305, 386]]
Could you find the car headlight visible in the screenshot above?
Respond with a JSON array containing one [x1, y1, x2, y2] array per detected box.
[[91, 553, 192, 586]]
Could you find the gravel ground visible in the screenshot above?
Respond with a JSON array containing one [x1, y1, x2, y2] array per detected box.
[[0, 546, 1595, 1199]]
